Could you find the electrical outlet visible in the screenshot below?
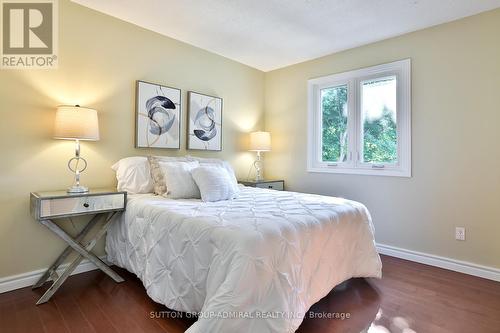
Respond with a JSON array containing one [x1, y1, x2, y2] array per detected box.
[[455, 227, 466, 241]]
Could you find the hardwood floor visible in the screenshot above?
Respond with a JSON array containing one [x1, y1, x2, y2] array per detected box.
[[1, 255, 499, 333]]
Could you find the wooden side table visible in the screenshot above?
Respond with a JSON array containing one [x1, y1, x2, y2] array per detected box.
[[30, 188, 127, 304], [239, 179, 285, 191]]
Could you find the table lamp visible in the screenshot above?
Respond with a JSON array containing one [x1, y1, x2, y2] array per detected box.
[[53, 105, 100, 193], [249, 131, 271, 181]]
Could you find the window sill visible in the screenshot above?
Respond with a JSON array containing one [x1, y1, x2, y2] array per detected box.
[[307, 166, 411, 177]]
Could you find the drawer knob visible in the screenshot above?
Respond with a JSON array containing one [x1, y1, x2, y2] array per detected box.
[[83, 203, 89, 208]]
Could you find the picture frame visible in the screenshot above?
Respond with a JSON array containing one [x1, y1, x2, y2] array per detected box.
[[135, 80, 181, 149], [187, 91, 223, 151]]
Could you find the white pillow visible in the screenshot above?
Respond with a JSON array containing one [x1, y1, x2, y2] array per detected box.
[[160, 161, 200, 199], [186, 156, 238, 184], [111, 157, 153, 194], [191, 166, 239, 202], [112, 156, 189, 194]]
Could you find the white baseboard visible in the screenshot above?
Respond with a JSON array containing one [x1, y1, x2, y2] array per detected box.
[[377, 243, 500, 282], [0, 256, 107, 294]]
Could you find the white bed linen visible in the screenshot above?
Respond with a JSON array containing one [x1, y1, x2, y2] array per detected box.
[[106, 186, 382, 333]]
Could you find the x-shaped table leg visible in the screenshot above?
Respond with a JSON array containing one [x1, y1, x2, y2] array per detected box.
[[35, 212, 124, 305], [33, 214, 103, 289]]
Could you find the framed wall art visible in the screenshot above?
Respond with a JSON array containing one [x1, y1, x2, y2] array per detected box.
[[187, 91, 222, 151], [136, 80, 181, 149]]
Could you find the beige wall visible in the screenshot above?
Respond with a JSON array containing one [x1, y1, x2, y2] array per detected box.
[[0, 0, 264, 278], [264, 9, 500, 268]]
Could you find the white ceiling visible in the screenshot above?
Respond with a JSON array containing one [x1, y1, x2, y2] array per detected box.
[[72, 0, 500, 71]]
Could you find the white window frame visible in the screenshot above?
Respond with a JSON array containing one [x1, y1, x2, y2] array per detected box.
[[307, 59, 411, 177]]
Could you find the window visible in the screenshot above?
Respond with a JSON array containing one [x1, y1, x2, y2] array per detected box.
[[308, 59, 411, 177]]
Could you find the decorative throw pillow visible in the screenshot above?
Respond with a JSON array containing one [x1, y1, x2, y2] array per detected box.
[[186, 155, 238, 186], [191, 166, 240, 202], [160, 161, 200, 199], [111, 156, 154, 194], [147, 156, 167, 195]]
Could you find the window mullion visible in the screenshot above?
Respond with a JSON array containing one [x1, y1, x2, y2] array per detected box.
[[353, 78, 361, 169], [316, 88, 323, 165], [344, 79, 355, 167]]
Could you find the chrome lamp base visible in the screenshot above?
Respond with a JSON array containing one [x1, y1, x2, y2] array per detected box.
[[67, 139, 89, 194], [253, 151, 263, 182], [67, 185, 89, 193]]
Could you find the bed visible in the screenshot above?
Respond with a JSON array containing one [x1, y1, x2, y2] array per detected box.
[[105, 185, 382, 333]]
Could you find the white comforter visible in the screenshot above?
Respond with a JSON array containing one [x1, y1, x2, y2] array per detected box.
[[106, 186, 382, 332]]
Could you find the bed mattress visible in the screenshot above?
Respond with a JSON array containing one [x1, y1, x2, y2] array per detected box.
[[106, 186, 382, 332]]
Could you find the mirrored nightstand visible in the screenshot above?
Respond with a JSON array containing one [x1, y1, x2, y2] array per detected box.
[[30, 188, 126, 304], [239, 179, 285, 191]]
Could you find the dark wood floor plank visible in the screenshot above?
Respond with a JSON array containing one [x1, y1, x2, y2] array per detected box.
[[54, 294, 97, 333], [0, 300, 19, 333], [13, 295, 47, 333], [74, 290, 119, 333], [118, 279, 195, 332], [120, 282, 193, 332], [0, 255, 499, 333], [84, 283, 150, 333], [99, 284, 167, 333], [36, 301, 71, 333], [0, 286, 38, 305]]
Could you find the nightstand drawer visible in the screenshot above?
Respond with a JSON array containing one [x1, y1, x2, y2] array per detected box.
[[37, 193, 125, 219], [256, 181, 284, 191]]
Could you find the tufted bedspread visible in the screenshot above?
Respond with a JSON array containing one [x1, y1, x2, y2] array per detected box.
[[106, 186, 382, 332]]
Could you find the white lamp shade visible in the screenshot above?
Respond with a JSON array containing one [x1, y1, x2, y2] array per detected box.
[[249, 131, 271, 151], [54, 106, 100, 141]]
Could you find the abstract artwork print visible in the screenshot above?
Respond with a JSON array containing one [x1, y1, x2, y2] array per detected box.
[[187, 91, 222, 151], [136, 80, 181, 149]]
